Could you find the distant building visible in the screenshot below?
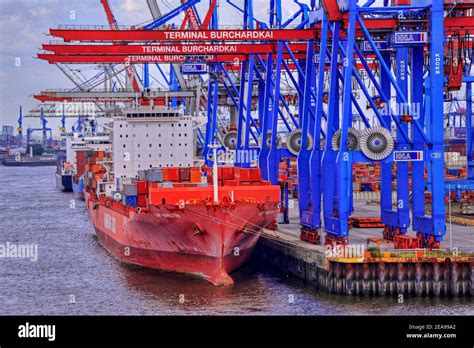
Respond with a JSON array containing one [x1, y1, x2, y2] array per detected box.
[[0, 125, 21, 147], [2, 125, 14, 137]]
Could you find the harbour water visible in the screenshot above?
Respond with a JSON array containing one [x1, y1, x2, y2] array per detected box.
[[0, 166, 472, 315]]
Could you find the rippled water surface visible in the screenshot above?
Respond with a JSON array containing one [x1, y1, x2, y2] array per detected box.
[[0, 166, 472, 315]]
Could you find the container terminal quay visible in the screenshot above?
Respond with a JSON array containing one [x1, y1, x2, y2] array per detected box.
[[1, 0, 474, 308]]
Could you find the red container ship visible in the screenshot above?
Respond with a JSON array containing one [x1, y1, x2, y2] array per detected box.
[[82, 108, 280, 285]]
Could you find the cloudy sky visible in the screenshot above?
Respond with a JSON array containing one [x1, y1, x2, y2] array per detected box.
[[0, 0, 305, 134]]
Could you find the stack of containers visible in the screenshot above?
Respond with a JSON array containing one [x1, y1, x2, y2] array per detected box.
[[190, 168, 202, 183], [203, 166, 270, 186], [136, 181, 148, 207], [123, 183, 138, 207], [146, 168, 163, 182]]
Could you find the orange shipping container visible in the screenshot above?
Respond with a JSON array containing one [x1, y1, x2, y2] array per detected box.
[[190, 171, 202, 183]]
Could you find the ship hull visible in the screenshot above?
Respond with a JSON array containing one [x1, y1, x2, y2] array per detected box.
[[56, 173, 73, 192], [72, 176, 84, 200], [2, 159, 56, 166], [85, 192, 278, 285]]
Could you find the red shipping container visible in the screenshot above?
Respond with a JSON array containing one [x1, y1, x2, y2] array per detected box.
[[168, 168, 180, 181], [179, 168, 190, 182], [221, 167, 235, 180], [249, 168, 261, 181], [237, 168, 251, 181], [137, 194, 147, 207], [75, 150, 86, 177], [136, 181, 148, 195], [233, 167, 241, 179]]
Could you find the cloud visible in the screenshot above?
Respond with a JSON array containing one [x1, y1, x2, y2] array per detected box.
[[120, 0, 141, 12], [114, 0, 151, 25], [29, 7, 50, 17], [6, 14, 20, 24]]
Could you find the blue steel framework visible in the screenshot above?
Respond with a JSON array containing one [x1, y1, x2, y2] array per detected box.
[[203, 0, 317, 170], [297, 0, 447, 248]]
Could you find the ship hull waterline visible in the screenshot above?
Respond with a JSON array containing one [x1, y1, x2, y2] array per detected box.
[[85, 192, 278, 285]]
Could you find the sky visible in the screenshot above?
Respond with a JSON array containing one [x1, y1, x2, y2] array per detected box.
[[0, 0, 304, 134]]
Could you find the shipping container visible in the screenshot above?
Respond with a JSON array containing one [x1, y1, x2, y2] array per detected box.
[[137, 170, 146, 180], [190, 170, 202, 183], [123, 195, 137, 207], [123, 183, 138, 196], [136, 181, 148, 195], [75, 150, 86, 177], [137, 194, 147, 207], [168, 168, 180, 181], [221, 167, 235, 180], [146, 168, 163, 182], [179, 168, 190, 182]]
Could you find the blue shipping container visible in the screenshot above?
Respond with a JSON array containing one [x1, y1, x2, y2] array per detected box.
[[123, 195, 137, 207]]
